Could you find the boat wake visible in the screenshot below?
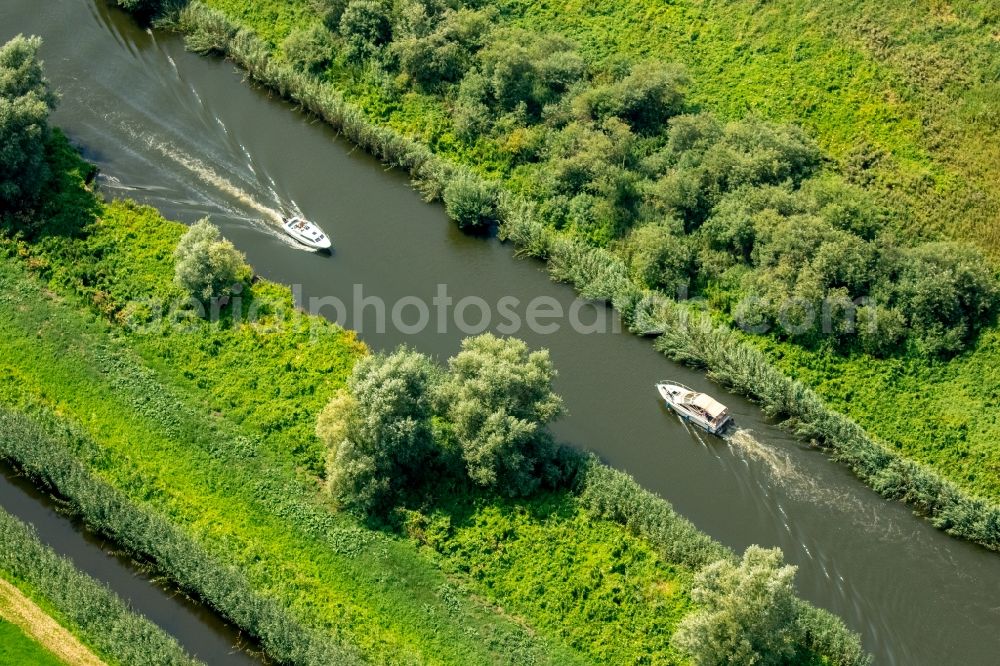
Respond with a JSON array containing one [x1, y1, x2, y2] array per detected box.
[[113, 120, 310, 250], [726, 428, 799, 484]]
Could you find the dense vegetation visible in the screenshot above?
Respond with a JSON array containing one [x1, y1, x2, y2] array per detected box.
[[0, 33, 867, 663], [131, 0, 1000, 520], [0, 507, 198, 665], [173, 218, 250, 302], [156, 0, 1000, 358]]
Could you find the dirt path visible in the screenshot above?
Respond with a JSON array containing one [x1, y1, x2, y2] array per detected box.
[[0, 577, 106, 666]]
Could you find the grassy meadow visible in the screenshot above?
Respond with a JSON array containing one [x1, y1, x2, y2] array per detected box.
[[0, 619, 65, 666]]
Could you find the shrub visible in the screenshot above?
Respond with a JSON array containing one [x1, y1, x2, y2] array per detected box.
[[392, 7, 495, 88], [442, 170, 498, 231], [339, 0, 393, 62], [282, 24, 335, 75], [321, 347, 442, 513], [439, 334, 564, 496], [312, 0, 351, 31], [892, 242, 998, 356], [0, 35, 57, 213], [622, 222, 692, 293], [173, 218, 250, 302], [577, 61, 689, 134], [674, 546, 800, 665]]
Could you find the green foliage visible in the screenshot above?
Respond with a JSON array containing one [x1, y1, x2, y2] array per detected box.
[[441, 170, 498, 231], [321, 347, 443, 513], [173, 218, 250, 302], [440, 334, 564, 496], [575, 61, 689, 134], [623, 222, 692, 293], [282, 24, 335, 75], [574, 458, 730, 570], [392, 7, 494, 89], [0, 35, 56, 213], [467, 28, 586, 120], [339, 0, 393, 61], [674, 546, 800, 665], [406, 494, 694, 664], [312, 0, 350, 31], [0, 506, 199, 666]]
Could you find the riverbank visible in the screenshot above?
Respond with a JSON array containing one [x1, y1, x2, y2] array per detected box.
[[144, 0, 1000, 550], [0, 112, 865, 663]]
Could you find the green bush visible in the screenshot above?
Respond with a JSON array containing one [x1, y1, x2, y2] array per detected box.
[[173, 218, 250, 302], [674, 546, 800, 665], [339, 0, 393, 61], [440, 334, 565, 496], [320, 347, 443, 513], [282, 24, 335, 75], [442, 170, 498, 231]]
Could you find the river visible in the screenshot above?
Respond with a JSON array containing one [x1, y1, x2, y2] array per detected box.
[[2, 1, 999, 664]]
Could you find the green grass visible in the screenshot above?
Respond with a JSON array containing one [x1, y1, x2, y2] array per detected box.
[[406, 494, 693, 665], [0, 619, 64, 666]]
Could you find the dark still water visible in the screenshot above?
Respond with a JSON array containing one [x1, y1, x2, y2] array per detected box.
[[2, 1, 999, 663]]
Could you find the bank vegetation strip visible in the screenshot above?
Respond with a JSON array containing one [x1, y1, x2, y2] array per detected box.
[[0, 506, 199, 666]]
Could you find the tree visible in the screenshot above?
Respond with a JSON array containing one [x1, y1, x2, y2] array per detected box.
[[319, 348, 441, 513], [173, 219, 250, 302], [439, 334, 563, 496], [674, 546, 800, 665], [392, 7, 494, 89], [339, 0, 393, 61], [623, 223, 692, 293], [312, 0, 351, 31], [442, 171, 498, 232], [576, 61, 689, 134], [892, 241, 998, 356], [0, 35, 57, 212], [282, 24, 335, 75]]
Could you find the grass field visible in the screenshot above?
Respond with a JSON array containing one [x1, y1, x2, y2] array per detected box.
[[0, 619, 65, 666], [0, 619, 66, 666]]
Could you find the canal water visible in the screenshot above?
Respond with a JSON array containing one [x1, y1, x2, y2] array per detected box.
[[2, 1, 999, 663]]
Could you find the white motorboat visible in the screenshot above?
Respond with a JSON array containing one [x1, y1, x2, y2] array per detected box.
[[656, 381, 733, 435], [282, 215, 331, 250]]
